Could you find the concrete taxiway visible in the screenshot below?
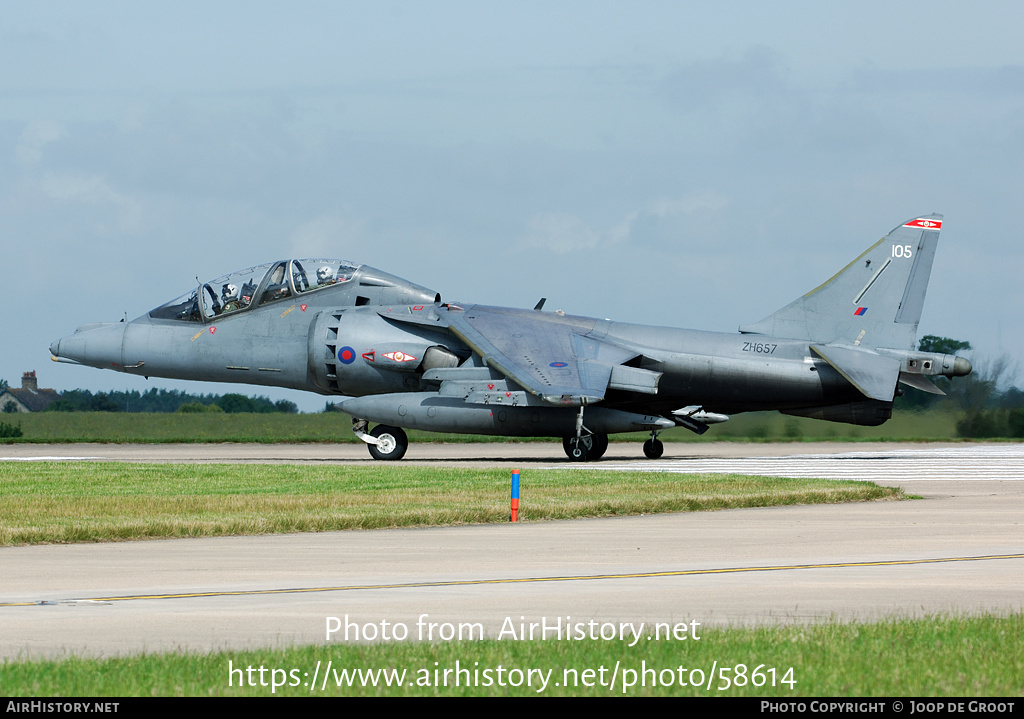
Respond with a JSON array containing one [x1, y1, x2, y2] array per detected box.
[[1, 442, 1022, 659]]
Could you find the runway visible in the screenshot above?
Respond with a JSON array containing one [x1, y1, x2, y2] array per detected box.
[[585, 444, 1024, 481], [1, 442, 1022, 659]]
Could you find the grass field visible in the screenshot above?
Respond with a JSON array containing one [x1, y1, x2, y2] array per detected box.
[[0, 408, 969, 443], [2, 614, 1020, 696], [0, 463, 900, 545]]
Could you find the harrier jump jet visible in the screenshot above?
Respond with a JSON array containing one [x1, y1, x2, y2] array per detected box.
[[50, 214, 971, 460]]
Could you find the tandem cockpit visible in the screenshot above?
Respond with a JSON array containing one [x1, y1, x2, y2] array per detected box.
[[148, 259, 440, 322]]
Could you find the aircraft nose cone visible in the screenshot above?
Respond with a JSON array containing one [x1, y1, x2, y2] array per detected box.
[[49, 323, 126, 370]]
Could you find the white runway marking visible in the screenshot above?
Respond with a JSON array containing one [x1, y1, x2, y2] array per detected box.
[[585, 444, 1024, 481]]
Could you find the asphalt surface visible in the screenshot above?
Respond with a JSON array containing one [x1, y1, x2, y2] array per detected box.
[[2, 442, 1022, 660]]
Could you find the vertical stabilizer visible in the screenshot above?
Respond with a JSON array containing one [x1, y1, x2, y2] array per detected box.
[[739, 214, 942, 349]]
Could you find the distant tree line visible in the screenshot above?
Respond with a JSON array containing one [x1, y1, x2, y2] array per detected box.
[[44, 388, 299, 414]]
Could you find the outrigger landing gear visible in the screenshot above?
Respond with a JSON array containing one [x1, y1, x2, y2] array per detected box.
[[352, 418, 408, 461], [642, 430, 665, 459]]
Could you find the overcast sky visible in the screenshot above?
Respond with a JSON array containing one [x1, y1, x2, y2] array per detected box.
[[3, 1, 1021, 411]]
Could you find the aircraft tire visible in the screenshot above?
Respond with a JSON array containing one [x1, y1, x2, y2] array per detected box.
[[562, 435, 590, 462], [368, 425, 408, 461], [642, 438, 664, 460], [562, 434, 606, 462]]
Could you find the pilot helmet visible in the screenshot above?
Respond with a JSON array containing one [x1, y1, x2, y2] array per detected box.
[[222, 283, 239, 302], [317, 266, 334, 284]]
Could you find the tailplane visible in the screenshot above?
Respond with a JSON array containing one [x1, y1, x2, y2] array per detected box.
[[739, 214, 943, 350]]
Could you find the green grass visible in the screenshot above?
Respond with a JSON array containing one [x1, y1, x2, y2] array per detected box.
[[2, 412, 358, 443], [0, 408, 976, 443], [0, 463, 900, 545], [2, 614, 1020, 696]]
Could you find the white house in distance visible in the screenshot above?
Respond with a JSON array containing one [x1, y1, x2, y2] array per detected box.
[[0, 371, 61, 413]]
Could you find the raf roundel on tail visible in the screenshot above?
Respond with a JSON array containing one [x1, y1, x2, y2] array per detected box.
[[50, 219, 972, 461]]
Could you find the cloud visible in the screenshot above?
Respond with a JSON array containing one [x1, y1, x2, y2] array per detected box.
[[659, 46, 791, 114], [15, 121, 65, 167], [519, 192, 729, 254], [519, 212, 601, 253], [645, 193, 729, 218], [37, 170, 143, 235]]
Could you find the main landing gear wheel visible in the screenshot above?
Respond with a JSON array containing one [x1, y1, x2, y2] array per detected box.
[[563, 435, 590, 462], [642, 437, 664, 459], [368, 425, 408, 461], [562, 433, 607, 462]]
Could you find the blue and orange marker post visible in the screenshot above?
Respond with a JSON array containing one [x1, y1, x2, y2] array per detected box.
[[510, 469, 520, 522]]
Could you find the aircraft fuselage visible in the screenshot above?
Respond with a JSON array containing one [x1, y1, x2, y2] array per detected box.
[[54, 302, 866, 421], [50, 216, 973, 460]]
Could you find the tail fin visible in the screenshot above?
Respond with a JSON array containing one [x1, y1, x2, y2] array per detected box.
[[739, 214, 942, 350]]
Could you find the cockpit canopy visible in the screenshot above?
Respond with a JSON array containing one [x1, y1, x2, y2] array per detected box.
[[149, 259, 360, 322]]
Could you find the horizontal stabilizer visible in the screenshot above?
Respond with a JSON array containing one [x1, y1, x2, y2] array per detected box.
[[898, 372, 946, 396], [810, 344, 901, 402]]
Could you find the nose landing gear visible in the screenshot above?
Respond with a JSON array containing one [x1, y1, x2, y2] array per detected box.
[[352, 418, 409, 461]]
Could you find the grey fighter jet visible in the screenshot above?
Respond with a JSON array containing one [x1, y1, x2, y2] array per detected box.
[[50, 215, 972, 461]]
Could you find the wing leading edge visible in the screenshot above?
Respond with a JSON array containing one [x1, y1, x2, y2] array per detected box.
[[438, 305, 659, 406]]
